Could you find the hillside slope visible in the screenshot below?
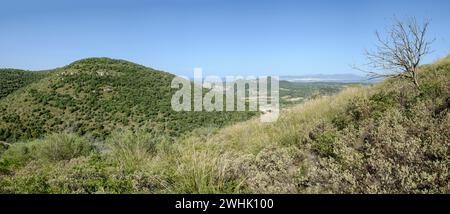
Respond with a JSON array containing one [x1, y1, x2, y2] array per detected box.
[[0, 69, 50, 99], [279, 80, 350, 106], [0, 58, 255, 142], [0, 56, 449, 193]]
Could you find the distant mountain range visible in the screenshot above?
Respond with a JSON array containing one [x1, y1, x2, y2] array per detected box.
[[280, 73, 374, 83]]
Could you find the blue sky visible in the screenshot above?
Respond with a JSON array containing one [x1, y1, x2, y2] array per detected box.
[[1, 0, 449, 77]]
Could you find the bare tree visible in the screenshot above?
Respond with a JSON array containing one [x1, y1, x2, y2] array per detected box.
[[362, 17, 432, 88]]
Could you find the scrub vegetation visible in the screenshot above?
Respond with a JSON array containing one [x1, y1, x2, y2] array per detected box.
[[1, 55, 448, 193]]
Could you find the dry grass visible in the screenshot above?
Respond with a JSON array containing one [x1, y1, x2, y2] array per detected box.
[[1, 55, 449, 193]]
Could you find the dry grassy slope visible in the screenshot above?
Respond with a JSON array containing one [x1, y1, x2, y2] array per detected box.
[[169, 82, 374, 192], [171, 54, 450, 193], [187, 59, 448, 153]]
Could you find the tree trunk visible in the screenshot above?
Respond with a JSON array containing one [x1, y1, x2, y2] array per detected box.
[[412, 70, 419, 88]]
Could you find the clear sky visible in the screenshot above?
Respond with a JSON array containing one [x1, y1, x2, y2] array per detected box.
[[1, 0, 449, 77]]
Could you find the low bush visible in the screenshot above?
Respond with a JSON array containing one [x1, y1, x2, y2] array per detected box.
[[0, 133, 94, 174]]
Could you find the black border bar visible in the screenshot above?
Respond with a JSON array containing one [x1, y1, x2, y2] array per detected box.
[[0, 194, 449, 212]]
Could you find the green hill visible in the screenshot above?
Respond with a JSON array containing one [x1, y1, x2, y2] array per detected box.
[[0, 58, 256, 142], [0, 69, 50, 100], [0, 56, 448, 193]]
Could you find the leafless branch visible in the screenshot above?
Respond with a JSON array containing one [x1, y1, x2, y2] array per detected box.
[[357, 17, 433, 88]]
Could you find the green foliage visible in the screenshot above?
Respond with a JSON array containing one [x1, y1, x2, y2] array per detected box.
[[32, 133, 95, 162], [0, 58, 256, 142], [0, 133, 94, 174], [0, 132, 168, 193], [279, 81, 352, 107], [0, 69, 49, 99], [105, 130, 168, 172], [0, 143, 33, 174], [0, 155, 136, 194], [311, 130, 337, 158], [0, 56, 449, 194]]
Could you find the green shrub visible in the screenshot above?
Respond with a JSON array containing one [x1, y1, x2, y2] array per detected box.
[[419, 82, 442, 99], [311, 131, 337, 158], [105, 130, 161, 171], [0, 133, 94, 174], [301, 106, 450, 193], [33, 133, 95, 162], [0, 143, 33, 174]]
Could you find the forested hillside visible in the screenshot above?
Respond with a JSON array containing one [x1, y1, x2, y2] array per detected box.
[[0, 58, 256, 142], [0, 69, 49, 99]]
